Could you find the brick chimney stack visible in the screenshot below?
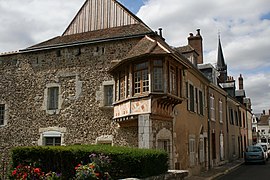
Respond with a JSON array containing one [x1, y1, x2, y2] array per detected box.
[[188, 29, 203, 64], [239, 74, 243, 90]]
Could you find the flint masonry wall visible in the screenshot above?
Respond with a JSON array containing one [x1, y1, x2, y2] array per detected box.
[[0, 38, 140, 159]]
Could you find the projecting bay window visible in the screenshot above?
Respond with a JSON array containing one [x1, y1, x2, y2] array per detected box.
[[0, 104, 5, 126], [134, 62, 149, 94], [48, 87, 59, 110], [153, 60, 163, 92]]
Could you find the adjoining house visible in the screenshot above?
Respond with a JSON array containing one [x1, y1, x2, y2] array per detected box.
[[0, 0, 253, 177]]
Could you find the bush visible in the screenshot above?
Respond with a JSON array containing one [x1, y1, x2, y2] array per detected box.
[[11, 145, 168, 179]]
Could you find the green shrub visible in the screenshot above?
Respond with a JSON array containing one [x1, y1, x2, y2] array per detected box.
[[11, 145, 168, 179]]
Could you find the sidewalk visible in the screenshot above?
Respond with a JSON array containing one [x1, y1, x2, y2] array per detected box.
[[185, 159, 244, 180]]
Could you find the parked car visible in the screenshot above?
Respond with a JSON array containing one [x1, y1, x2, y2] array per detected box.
[[244, 145, 266, 164], [256, 143, 270, 160]]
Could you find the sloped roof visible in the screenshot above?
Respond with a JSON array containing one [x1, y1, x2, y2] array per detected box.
[[258, 115, 270, 125], [217, 37, 226, 70], [175, 45, 198, 55], [63, 0, 150, 36], [22, 0, 153, 52], [109, 35, 191, 72], [23, 24, 152, 51]]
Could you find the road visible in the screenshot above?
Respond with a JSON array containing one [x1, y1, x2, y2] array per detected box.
[[217, 160, 270, 179]]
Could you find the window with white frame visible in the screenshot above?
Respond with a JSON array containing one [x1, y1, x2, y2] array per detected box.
[[210, 95, 215, 121], [43, 131, 62, 146], [219, 99, 223, 123], [189, 137, 195, 166], [0, 104, 5, 126], [134, 62, 149, 94]]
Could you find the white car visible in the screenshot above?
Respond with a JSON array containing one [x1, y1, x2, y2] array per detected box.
[[256, 143, 270, 160]]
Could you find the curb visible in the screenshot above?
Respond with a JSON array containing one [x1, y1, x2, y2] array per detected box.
[[206, 162, 244, 180]]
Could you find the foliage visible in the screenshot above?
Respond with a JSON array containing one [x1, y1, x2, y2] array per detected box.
[[11, 145, 168, 179], [74, 153, 112, 180]]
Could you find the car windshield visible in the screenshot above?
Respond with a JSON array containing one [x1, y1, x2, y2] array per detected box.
[[247, 146, 262, 152]]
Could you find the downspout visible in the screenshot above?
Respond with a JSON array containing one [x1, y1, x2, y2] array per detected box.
[[207, 87, 211, 170]]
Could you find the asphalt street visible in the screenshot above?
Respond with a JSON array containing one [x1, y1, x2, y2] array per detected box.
[[217, 160, 270, 180]]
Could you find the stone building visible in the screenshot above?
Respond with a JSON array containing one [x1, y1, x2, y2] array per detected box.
[[0, 0, 253, 177]]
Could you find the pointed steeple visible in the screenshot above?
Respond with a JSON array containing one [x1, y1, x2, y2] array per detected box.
[[216, 34, 227, 83], [63, 0, 149, 36]]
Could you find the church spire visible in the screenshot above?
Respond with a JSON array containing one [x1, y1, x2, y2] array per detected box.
[[216, 34, 227, 83]]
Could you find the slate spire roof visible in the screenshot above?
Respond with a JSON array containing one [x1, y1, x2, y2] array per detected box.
[[216, 35, 227, 71]]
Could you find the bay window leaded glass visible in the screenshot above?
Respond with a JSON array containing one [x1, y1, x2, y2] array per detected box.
[[169, 66, 177, 95], [153, 60, 163, 91], [134, 62, 149, 94], [120, 71, 126, 100]]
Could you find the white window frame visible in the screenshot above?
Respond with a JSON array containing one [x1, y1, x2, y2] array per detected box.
[[38, 127, 66, 146], [44, 83, 62, 115]]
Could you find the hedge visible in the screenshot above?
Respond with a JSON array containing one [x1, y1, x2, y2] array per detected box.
[[11, 145, 168, 179]]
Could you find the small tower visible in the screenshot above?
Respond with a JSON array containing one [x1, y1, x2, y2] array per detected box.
[[216, 35, 227, 83]]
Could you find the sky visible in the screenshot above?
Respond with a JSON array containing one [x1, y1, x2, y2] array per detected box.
[[0, 0, 270, 114]]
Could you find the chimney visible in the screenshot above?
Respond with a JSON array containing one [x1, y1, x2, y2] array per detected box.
[[158, 28, 165, 41], [188, 29, 203, 64], [238, 74, 243, 90]]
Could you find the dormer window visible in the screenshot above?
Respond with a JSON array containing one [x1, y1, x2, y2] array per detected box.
[[134, 62, 149, 94]]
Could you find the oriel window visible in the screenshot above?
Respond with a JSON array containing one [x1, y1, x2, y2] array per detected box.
[[153, 60, 163, 92]]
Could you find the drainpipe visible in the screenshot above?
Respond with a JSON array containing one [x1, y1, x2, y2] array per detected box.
[[207, 88, 211, 170]]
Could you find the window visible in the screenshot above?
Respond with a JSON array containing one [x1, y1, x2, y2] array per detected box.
[[230, 108, 234, 125], [0, 104, 5, 126], [219, 99, 223, 123], [169, 66, 177, 95], [189, 137, 195, 166], [199, 138, 204, 163], [48, 87, 59, 110], [104, 85, 113, 106], [119, 71, 126, 100], [44, 137, 61, 146], [157, 139, 170, 153], [189, 84, 195, 112], [199, 90, 204, 115], [220, 133, 224, 160], [134, 62, 149, 94], [153, 60, 163, 91], [210, 95, 215, 121]]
